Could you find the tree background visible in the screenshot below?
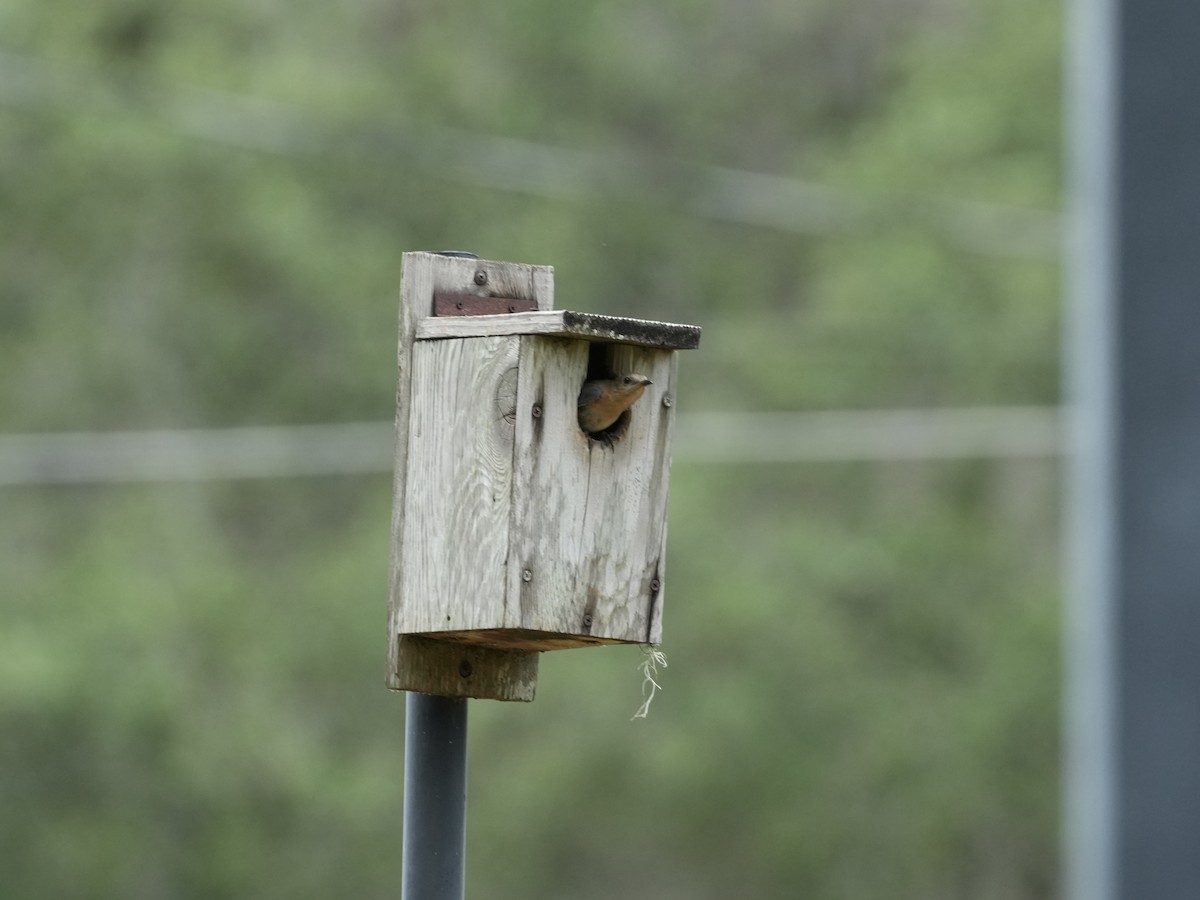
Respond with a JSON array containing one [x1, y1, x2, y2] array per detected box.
[[0, 0, 1062, 897]]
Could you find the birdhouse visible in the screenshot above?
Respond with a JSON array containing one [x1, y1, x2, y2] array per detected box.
[[387, 252, 700, 701]]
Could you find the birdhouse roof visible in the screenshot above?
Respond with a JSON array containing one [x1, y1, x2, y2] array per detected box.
[[415, 309, 701, 350]]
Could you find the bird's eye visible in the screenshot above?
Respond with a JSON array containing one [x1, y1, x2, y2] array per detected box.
[[623, 376, 633, 385]]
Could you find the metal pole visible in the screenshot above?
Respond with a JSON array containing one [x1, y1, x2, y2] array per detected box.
[[1066, 1, 1200, 899], [402, 693, 468, 900]]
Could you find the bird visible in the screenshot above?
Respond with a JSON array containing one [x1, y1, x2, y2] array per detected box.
[[577, 373, 653, 435]]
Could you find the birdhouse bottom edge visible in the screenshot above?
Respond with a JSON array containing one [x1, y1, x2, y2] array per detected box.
[[411, 627, 644, 652]]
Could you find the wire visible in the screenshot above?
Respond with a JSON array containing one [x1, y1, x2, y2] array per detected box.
[[0, 408, 1062, 486], [0, 422, 394, 486], [673, 406, 1062, 463], [0, 49, 1060, 259]]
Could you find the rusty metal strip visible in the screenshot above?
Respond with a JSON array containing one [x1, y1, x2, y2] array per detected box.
[[434, 293, 538, 316]]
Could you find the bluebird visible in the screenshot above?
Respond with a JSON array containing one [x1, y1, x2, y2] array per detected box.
[[577, 373, 653, 435]]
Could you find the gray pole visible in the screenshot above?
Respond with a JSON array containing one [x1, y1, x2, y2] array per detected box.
[[402, 693, 468, 900], [1065, 2, 1200, 900]]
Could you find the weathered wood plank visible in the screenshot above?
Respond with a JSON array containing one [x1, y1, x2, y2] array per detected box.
[[506, 338, 591, 634], [388, 253, 553, 693], [507, 337, 676, 644], [392, 635, 538, 701], [425, 628, 616, 651], [399, 336, 520, 634], [622, 345, 677, 645], [416, 309, 701, 350]]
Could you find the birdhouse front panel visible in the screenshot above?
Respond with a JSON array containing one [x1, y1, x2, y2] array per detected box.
[[507, 336, 676, 646]]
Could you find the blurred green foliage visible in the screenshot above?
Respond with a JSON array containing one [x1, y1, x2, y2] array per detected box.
[[1, 0, 1062, 897]]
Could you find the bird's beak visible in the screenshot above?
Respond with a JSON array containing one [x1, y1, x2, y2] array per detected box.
[[641, 377, 653, 386]]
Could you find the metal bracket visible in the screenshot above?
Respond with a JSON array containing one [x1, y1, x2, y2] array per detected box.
[[434, 292, 538, 317]]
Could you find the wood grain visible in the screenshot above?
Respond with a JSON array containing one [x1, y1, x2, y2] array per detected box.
[[399, 335, 519, 633], [508, 337, 676, 645], [388, 253, 553, 696], [392, 635, 538, 701]]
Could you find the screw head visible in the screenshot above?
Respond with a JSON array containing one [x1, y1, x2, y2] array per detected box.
[[458, 660, 473, 678], [582, 613, 594, 628], [473, 269, 488, 286], [662, 395, 673, 408], [522, 568, 533, 583], [531, 404, 542, 418], [650, 578, 661, 593]]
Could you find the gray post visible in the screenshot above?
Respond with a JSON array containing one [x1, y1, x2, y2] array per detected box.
[[1065, 2, 1200, 900], [402, 693, 468, 900]]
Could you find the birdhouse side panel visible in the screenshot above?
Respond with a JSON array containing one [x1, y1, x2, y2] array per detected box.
[[509, 337, 675, 644], [397, 335, 520, 635]]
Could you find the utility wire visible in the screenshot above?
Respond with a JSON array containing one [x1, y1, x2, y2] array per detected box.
[[674, 406, 1062, 463], [0, 423, 394, 486], [0, 49, 1060, 259], [0, 408, 1062, 486]]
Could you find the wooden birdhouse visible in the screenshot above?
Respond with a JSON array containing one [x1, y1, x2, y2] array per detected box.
[[387, 252, 700, 701]]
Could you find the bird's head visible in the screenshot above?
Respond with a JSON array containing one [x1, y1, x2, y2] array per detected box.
[[613, 373, 652, 400]]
